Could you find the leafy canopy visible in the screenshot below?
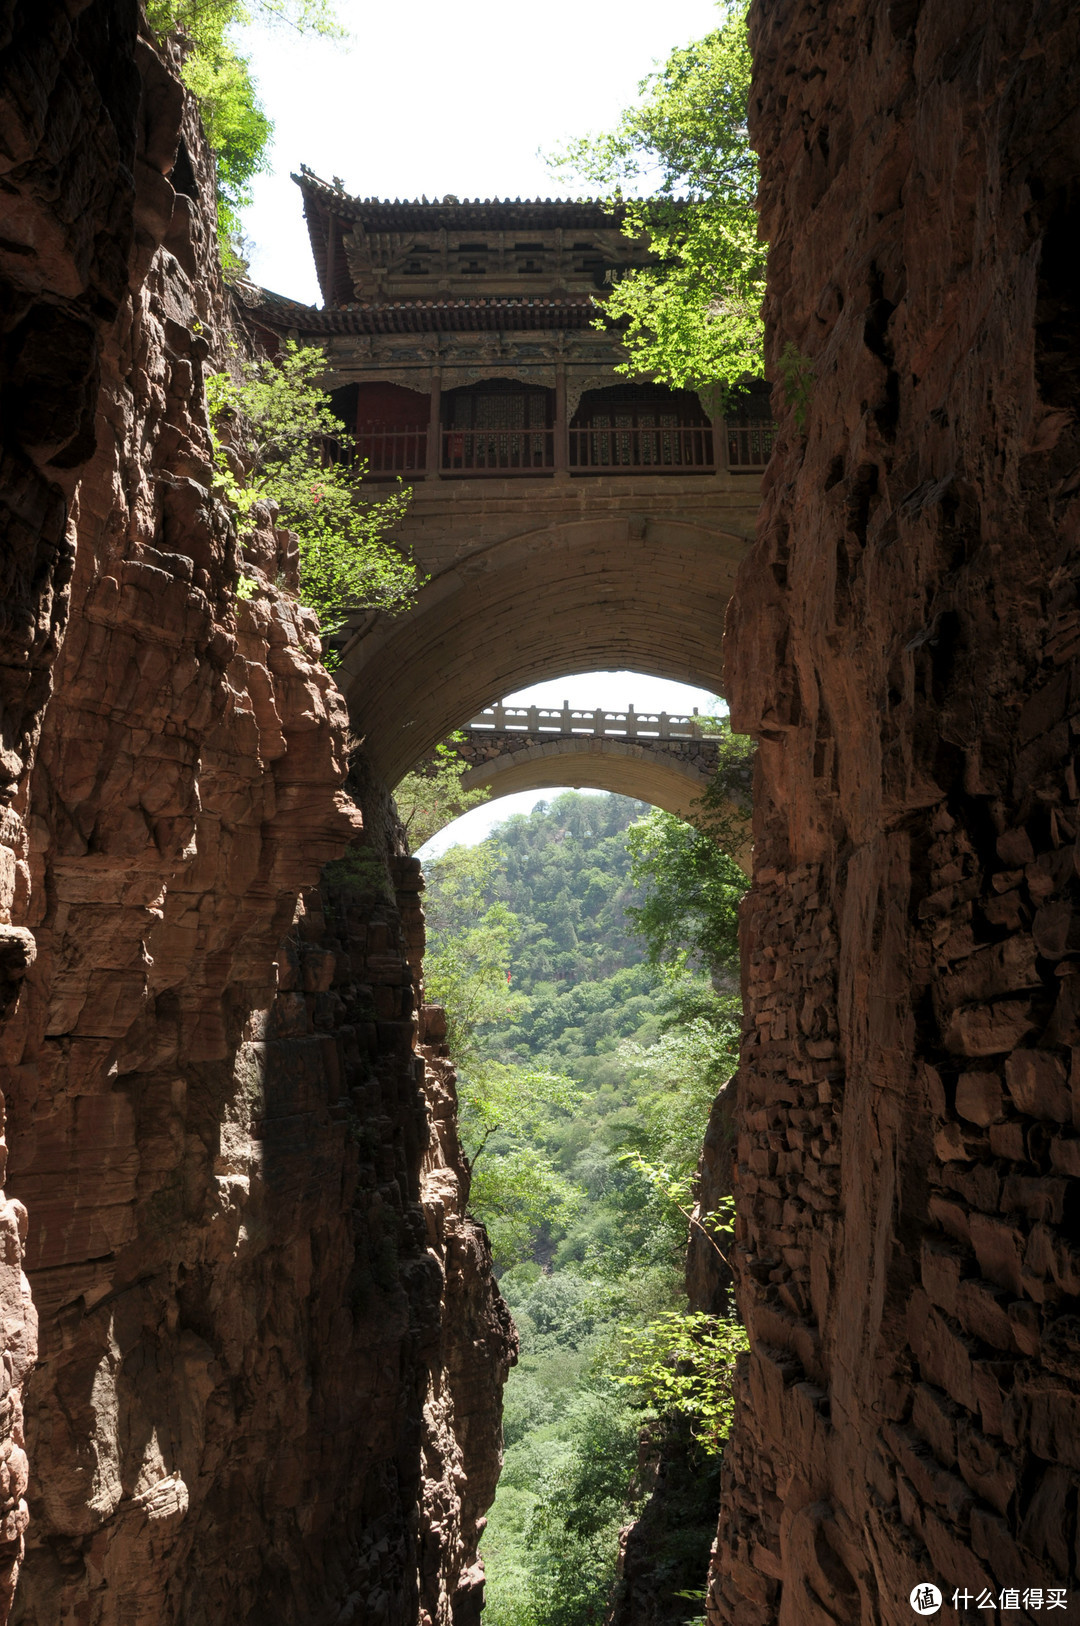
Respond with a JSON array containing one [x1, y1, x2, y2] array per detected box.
[[551, 1, 763, 404], [423, 844, 583, 1264], [394, 735, 490, 852], [206, 341, 419, 643], [421, 793, 751, 1624], [613, 1310, 749, 1455], [626, 728, 754, 979], [146, 0, 342, 265]]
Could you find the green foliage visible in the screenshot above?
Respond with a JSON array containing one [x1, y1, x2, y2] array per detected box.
[[625, 811, 745, 978], [206, 342, 419, 644], [320, 842, 394, 902], [625, 728, 753, 980], [394, 735, 489, 851], [423, 844, 527, 1068], [778, 339, 815, 430], [146, 0, 342, 267], [613, 1311, 749, 1455], [424, 844, 583, 1263], [485, 1275, 650, 1626], [423, 792, 749, 1625], [425, 795, 743, 1275], [551, 2, 763, 399]]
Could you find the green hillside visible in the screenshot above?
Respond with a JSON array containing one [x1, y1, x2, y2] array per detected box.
[[421, 792, 746, 1626]]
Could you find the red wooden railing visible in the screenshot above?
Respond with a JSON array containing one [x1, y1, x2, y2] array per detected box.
[[441, 427, 555, 475], [330, 421, 775, 478], [355, 424, 427, 473], [727, 422, 776, 469], [568, 423, 715, 473]]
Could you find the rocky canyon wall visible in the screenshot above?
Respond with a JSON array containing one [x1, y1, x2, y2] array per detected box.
[[0, 4, 511, 1621], [715, 2, 1080, 1623]]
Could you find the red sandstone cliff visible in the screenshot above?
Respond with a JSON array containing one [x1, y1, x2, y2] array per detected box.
[[0, 4, 512, 1621], [715, 1, 1080, 1622]]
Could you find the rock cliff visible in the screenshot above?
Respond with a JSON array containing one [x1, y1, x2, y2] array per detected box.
[[0, 4, 512, 1621], [716, 1, 1080, 1621]]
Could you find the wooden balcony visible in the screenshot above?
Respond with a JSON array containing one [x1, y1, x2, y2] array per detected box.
[[441, 426, 554, 476], [727, 422, 777, 468], [568, 423, 715, 473], [342, 420, 774, 480]]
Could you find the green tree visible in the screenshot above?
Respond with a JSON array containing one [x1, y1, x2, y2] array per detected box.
[[422, 844, 526, 1065], [146, 0, 342, 266], [625, 727, 753, 980], [552, 1, 762, 402], [625, 810, 746, 979], [613, 1310, 748, 1455], [393, 736, 490, 852], [206, 341, 419, 642], [424, 845, 583, 1264]]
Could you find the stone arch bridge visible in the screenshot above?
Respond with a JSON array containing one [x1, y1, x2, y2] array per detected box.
[[446, 702, 726, 821], [333, 506, 757, 792]]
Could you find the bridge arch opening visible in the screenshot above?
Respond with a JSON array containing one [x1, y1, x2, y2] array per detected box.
[[334, 515, 747, 788], [412, 671, 751, 876]]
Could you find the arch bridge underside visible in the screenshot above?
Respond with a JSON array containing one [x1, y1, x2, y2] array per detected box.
[[334, 513, 750, 789], [451, 730, 721, 823]]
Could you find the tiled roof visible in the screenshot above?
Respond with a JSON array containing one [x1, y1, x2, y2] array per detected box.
[[232, 279, 604, 336], [294, 167, 626, 233]]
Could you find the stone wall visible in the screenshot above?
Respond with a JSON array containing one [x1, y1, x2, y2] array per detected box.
[[714, 2, 1080, 1622], [0, 5, 511, 1621]]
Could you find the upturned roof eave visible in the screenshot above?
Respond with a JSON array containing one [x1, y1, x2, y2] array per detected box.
[[292, 167, 628, 229]]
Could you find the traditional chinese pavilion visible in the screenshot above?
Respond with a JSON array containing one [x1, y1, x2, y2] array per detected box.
[[237, 168, 774, 482], [236, 172, 770, 753]]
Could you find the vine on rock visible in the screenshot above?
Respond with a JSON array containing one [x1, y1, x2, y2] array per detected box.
[[146, 0, 343, 266]]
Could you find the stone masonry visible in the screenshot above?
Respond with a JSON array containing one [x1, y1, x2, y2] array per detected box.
[[714, 2, 1080, 1623]]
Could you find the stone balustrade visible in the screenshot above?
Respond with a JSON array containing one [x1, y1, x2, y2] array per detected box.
[[465, 703, 723, 740]]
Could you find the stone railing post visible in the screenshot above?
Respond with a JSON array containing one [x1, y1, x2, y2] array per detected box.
[[561, 702, 572, 734], [527, 705, 540, 732], [659, 711, 670, 739], [626, 703, 637, 738]]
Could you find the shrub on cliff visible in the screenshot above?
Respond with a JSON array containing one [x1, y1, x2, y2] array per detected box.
[[625, 726, 753, 981], [207, 340, 419, 642], [147, 0, 341, 266], [393, 735, 490, 851]]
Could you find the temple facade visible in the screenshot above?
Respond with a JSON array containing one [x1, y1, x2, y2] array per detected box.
[[237, 172, 770, 768], [240, 170, 773, 492]]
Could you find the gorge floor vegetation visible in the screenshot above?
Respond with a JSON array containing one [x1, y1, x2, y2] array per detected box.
[[421, 791, 749, 1626]]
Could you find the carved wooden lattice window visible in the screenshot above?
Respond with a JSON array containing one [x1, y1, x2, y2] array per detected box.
[[443, 381, 553, 472], [570, 384, 711, 470]]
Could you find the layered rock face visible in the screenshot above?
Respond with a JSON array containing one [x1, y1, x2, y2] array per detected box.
[[715, 2, 1080, 1622], [0, 4, 512, 1621]]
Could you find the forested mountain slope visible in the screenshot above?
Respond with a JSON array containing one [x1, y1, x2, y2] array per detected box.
[[421, 792, 746, 1626]]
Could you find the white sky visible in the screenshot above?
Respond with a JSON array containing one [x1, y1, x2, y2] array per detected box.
[[240, 1, 726, 851], [242, 0, 721, 305]]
